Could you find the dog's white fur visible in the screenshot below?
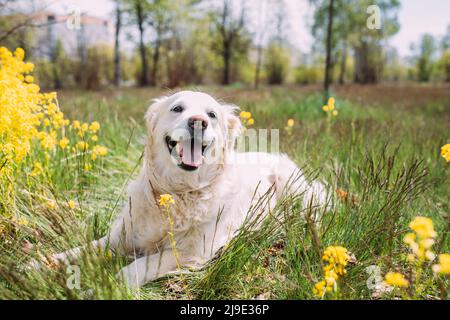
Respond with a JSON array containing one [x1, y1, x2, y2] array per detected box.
[[47, 91, 327, 287]]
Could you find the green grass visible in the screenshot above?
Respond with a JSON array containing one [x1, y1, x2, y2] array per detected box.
[[0, 84, 449, 299]]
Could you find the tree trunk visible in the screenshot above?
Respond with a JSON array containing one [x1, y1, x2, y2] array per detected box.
[[136, 2, 148, 86], [324, 0, 335, 103], [338, 40, 347, 85], [150, 31, 161, 86], [222, 42, 231, 85], [113, 0, 121, 86]]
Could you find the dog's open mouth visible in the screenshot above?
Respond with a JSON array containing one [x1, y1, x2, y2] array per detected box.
[[165, 136, 212, 171]]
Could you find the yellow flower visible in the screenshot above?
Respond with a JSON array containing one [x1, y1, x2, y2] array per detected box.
[[313, 280, 326, 298], [72, 120, 81, 130], [323, 97, 338, 115], [409, 216, 436, 239], [158, 194, 175, 208], [441, 144, 450, 162], [12, 216, 29, 226], [247, 118, 255, 126], [404, 216, 436, 262], [239, 111, 252, 120], [432, 253, 450, 275], [91, 135, 98, 142], [76, 141, 89, 151], [25, 75, 34, 83], [59, 137, 69, 149], [81, 123, 89, 132], [30, 161, 44, 177], [46, 200, 57, 209], [89, 121, 100, 133], [66, 200, 76, 209], [313, 245, 351, 298], [91, 145, 108, 160], [328, 97, 335, 108], [384, 272, 409, 288], [287, 119, 294, 127]]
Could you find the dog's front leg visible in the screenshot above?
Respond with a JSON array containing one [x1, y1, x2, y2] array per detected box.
[[117, 250, 179, 288]]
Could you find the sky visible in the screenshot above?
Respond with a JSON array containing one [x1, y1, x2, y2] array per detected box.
[[41, 0, 450, 57]]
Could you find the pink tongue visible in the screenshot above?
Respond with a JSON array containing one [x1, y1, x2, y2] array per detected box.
[[181, 140, 203, 167]]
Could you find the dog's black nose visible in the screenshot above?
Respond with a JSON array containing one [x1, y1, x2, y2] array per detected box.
[[188, 115, 208, 131]]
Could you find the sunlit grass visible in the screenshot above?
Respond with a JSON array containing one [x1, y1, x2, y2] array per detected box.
[[0, 83, 449, 300]]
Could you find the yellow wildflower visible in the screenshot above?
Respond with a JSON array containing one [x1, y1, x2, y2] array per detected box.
[[287, 119, 295, 127], [432, 253, 450, 275], [46, 200, 57, 209], [322, 105, 329, 112], [313, 245, 351, 298], [72, 120, 81, 130], [30, 161, 44, 177], [91, 145, 108, 160], [409, 216, 437, 239], [404, 216, 436, 262], [59, 137, 69, 149], [89, 121, 100, 133], [76, 141, 89, 151], [332, 110, 338, 116], [384, 272, 409, 288], [66, 200, 77, 209], [12, 216, 29, 226], [247, 118, 255, 126], [239, 111, 252, 120], [440, 144, 450, 162], [91, 135, 98, 142], [158, 194, 175, 208]]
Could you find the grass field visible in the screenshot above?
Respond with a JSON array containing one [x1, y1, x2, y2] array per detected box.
[[0, 83, 449, 299]]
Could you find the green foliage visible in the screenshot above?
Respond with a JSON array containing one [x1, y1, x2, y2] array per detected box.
[[0, 86, 448, 299], [264, 44, 290, 85], [415, 34, 437, 82]]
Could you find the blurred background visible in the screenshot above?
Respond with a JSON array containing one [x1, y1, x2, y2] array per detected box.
[[1, 0, 449, 92]]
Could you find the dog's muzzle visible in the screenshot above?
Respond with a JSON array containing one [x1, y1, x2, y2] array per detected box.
[[165, 134, 214, 171]]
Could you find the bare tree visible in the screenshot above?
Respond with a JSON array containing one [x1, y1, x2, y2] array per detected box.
[[214, 0, 246, 85], [134, 0, 149, 86], [114, 0, 122, 86], [323, 0, 335, 101], [253, 0, 268, 89]]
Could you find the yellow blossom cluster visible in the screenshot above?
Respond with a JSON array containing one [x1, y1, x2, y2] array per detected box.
[[284, 118, 295, 135], [158, 194, 175, 208], [383, 216, 449, 296], [384, 272, 409, 288], [432, 253, 450, 275], [404, 216, 436, 262], [239, 111, 254, 127], [441, 144, 450, 162], [322, 97, 338, 117], [313, 245, 351, 298], [0, 47, 108, 180], [0, 47, 109, 232]]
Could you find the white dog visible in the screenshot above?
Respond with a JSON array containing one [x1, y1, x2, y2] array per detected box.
[[43, 91, 327, 287]]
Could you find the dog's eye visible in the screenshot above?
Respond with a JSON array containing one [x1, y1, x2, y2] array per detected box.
[[171, 105, 184, 113], [207, 111, 217, 119]]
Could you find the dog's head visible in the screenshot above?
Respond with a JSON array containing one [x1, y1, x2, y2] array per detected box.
[[144, 91, 241, 189]]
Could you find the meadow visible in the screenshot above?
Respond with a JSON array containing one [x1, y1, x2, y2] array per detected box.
[[0, 52, 449, 299]]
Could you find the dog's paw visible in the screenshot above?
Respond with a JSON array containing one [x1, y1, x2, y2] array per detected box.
[[116, 266, 142, 289]]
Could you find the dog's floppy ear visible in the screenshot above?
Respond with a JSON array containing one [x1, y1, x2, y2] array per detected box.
[[222, 104, 242, 151], [145, 96, 168, 134]]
